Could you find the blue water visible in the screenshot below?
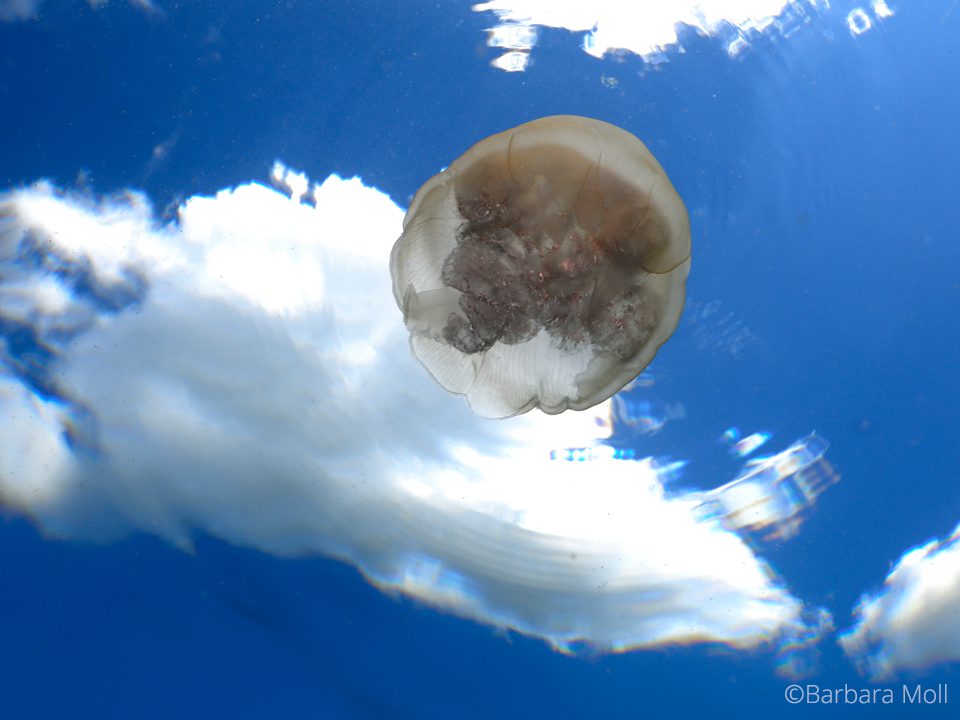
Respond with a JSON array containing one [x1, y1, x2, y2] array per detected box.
[[2, 1, 959, 718]]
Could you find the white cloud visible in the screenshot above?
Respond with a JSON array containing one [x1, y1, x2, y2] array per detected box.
[[840, 524, 960, 679], [0, 169, 825, 658], [473, 0, 832, 66]]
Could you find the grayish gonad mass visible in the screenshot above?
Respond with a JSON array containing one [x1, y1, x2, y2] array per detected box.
[[390, 115, 691, 418]]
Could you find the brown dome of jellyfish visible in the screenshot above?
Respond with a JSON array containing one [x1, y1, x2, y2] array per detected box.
[[390, 115, 691, 418]]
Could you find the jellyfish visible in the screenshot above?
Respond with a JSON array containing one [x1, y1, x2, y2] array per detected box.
[[391, 115, 691, 418]]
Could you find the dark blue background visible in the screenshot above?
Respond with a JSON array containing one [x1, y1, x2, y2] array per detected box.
[[2, 1, 959, 717]]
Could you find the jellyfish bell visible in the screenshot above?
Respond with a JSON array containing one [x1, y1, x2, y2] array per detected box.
[[391, 115, 691, 419]]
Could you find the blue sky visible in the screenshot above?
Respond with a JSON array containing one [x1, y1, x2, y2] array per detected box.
[[2, 1, 960, 718]]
